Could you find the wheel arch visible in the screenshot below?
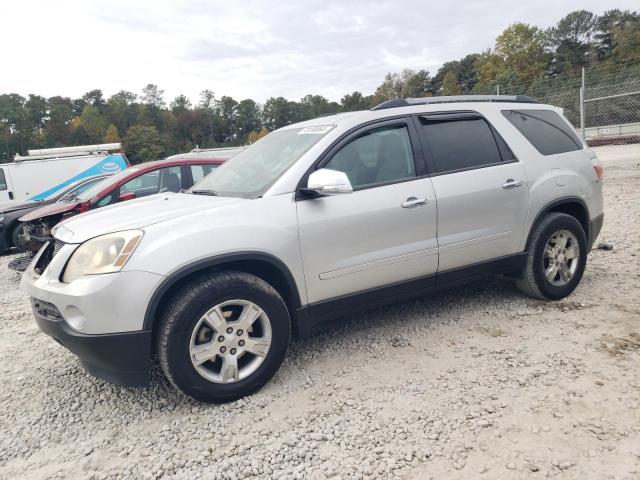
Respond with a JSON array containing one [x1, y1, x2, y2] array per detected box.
[[525, 197, 590, 250], [144, 252, 302, 334], [3, 218, 21, 248]]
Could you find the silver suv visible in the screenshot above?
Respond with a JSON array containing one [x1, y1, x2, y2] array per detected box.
[[21, 95, 604, 403]]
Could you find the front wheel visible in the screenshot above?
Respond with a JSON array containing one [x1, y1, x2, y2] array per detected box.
[[158, 271, 291, 403], [516, 212, 587, 300], [11, 223, 27, 250]]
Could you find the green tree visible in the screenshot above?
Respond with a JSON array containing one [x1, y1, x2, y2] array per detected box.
[[141, 84, 165, 108], [340, 91, 371, 111], [236, 99, 261, 140], [402, 70, 432, 97], [82, 89, 106, 110], [456, 54, 480, 93], [107, 90, 137, 136], [441, 71, 462, 95], [170, 95, 192, 114], [212, 96, 238, 143], [123, 125, 163, 164], [0, 94, 27, 157], [494, 23, 548, 83], [546, 10, 597, 75], [594, 10, 638, 59], [612, 19, 640, 63], [103, 124, 121, 143], [45, 96, 74, 146], [263, 97, 297, 130], [78, 104, 108, 143], [299, 94, 339, 119]]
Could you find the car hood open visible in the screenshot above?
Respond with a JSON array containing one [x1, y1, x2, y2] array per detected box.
[[19, 201, 77, 222], [0, 200, 46, 215], [54, 192, 246, 243]]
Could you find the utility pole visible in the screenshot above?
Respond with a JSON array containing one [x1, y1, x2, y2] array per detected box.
[[580, 67, 586, 139]]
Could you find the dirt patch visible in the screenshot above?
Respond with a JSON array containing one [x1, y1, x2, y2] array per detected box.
[[599, 332, 640, 357]]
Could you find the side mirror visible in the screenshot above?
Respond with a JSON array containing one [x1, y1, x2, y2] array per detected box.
[[304, 168, 353, 196], [119, 191, 137, 202]]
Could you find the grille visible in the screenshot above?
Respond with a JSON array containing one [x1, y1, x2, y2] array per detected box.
[[33, 240, 65, 275], [53, 239, 64, 258]]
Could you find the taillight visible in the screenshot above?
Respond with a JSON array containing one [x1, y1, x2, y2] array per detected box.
[[591, 158, 603, 181]]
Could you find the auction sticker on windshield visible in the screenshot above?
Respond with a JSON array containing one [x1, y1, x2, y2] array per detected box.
[[298, 125, 334, 135]]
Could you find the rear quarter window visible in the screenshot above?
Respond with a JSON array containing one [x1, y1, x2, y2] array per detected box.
[[502, 109, 582, 156]]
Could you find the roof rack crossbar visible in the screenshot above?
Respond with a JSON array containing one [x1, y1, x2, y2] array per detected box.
[[371, 95, 540, 111]]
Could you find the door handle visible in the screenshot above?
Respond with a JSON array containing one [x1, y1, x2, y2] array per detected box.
[[8, 191, 13, 200], [401, 197, 427, 208], [502, 179, 522, 189]]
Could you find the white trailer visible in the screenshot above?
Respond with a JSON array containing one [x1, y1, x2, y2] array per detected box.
[[0, 144, 129, 203]]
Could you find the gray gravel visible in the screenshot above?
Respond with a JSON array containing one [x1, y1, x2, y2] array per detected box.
[[1, 145, 639, 479]]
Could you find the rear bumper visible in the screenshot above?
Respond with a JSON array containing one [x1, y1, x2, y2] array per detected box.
[[588, 213, 604, 251], [32, 298, 151, 387]]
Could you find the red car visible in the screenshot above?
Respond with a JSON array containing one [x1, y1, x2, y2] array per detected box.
[[16, 157, 225, 264]]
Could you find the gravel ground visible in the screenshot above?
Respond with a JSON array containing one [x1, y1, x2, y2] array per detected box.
[[1, 146, 639, 480]]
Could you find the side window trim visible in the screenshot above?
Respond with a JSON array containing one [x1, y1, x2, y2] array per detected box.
[[295, 115, 429, 197], [316, 118, 426, 186], [412, 111, 517, 177]]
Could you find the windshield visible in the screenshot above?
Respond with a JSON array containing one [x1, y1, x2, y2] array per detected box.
[[75, 168, 139, 202], [56, 176, 108, 202], [189, 125, 334, 198]]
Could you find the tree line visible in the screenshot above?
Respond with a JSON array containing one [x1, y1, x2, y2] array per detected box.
[[1, 9, 638, 164]]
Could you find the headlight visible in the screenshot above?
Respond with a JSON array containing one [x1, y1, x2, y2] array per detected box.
[[0, 217, 5, 224], [62, 230, 143, 283]]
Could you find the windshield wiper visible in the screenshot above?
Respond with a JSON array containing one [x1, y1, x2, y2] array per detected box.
[[191, 189, 219, 196]]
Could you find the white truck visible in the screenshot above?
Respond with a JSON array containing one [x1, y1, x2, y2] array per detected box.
[[0, 143, 129, 204]]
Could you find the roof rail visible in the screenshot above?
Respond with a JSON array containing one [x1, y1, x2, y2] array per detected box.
[[371, 95, 540, 111]]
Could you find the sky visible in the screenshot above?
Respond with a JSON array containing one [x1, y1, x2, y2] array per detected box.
[[1, 0, 638, 104]]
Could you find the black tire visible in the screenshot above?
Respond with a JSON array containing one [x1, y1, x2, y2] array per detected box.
[[516, 212, 587, 300], [10, 223, 25, 250], [158, 271, 291, 403]]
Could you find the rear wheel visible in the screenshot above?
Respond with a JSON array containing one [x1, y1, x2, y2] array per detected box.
[[158, 271, 291, 403], [516, 212, 587, 300]]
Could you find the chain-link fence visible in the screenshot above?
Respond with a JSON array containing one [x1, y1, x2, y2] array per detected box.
[[479, 63, 640, 162]]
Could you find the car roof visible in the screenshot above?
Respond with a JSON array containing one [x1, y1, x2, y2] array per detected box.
[[134, 157, 225, 171], [280, 96, 558, 132]]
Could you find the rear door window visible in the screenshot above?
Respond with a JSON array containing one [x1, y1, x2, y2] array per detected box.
[[419, 117, 504, 174], [0, 168, 6, 190], [159, 166, 183, 193], [190, 164, 218, 183], [502, 109, 582, 155]]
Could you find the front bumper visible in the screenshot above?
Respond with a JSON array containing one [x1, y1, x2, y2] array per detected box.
[[32, 299, 151, 386], [20, 242, 165, 334], [20, 241, 166, 387]]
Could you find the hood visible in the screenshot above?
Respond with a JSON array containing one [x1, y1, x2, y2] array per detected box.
[[54, 192, 246, 243], [0, 199, 47, 215], [19, 200, 77, 222]]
